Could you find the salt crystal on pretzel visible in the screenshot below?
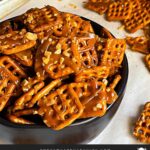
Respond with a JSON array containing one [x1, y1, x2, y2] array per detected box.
[[126, 36, 150, 54], [0, 56, 27, 84], [84, 0, 111, 15], [123, 8, 150, 33], [145, 54, 150, 71], [133, 102, 150, 143], [7, 114, 34, 125], [100, 39, 126, 76], [0, 29, 37, 55], [75, 66, 110, 82], [11, 49, 33, 67], [23, 5, 62, 33], [13, 81, 45, 111], [107, 1, 132, 21], [38, 84, 83, 130]]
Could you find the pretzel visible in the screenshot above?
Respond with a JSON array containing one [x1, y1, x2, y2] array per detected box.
[[0, 29, 37, 55], [75, 66, 110, 82], [11, 49, 33, 67], [41, 36, 83, 79], [0, 21, 13, 35], [7, 114, 34, 125], [133, 102, 150, 143], [107, 1, 132, 21], [0, 67, 16, 112], [0, 56, 27, 83], [84, 0, 111, 15], [78, 36, 98, 68], [27, 79, 62, 108], [38, 84, 83, 130], [80, 91, 107, 118], [123, 8, 150, 33], [109, 74, 121, 89], [126, 36, 149, 54], [105, 87, 118, 105], [100, 39, 126, 76], [145, 54, 150, 71], [23, 5, 62, 33], [53, 13, 94, 37], [139, 0, 150, 14], [13, 80, 45, 111]]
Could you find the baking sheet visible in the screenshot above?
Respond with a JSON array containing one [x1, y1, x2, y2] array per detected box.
[[0, 0, 150, 144]]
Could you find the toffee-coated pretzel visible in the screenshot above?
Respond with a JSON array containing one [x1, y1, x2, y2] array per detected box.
[[13, 81, 45, 111], [38, 84, 84, 130], [123, 8, 150, 33], [126, 36, 149, 54], [23, 5, 62, 33], [75, 66, 110, 82], [7, 114, 34, 125], [28, 79, 62, 108], [53, 13, 94, 37], [84, 0, 111, 15], [80, 90, 107, 118], [0, 56, 27, 83], [12, 49, 33, 67], [100, 39, 126, 75], [0, 29, 37, 55], [0, 21, 13, 35], [107, 1, 132, 21], [133, 102, 150, 143], [41, 36, 83, 79], [0, 67, 16, 112], [109, 74, 121, 89]]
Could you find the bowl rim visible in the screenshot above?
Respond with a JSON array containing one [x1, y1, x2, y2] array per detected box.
[[0, 17, 129, 129]]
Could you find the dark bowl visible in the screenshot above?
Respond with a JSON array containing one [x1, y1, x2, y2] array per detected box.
[[0, 18, 128, 144]]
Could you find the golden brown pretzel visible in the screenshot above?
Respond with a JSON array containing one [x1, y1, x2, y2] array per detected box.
[[38, 84, 84, 130], [107, 1, 132, 21], [109, 74, 121, 89], [84, 0, 111, 15], [11, 49, 33, 67], [23, 5, 62, 33], [133, 102, 150, 143], [13, 80, 45, 111], [75, 66, 110, 82], [126, 36, 149, 54], [100, 39, 126, 76], [7, 114, 34, 125], [0, 29, 37, 55], [0, 56, 27, 83]]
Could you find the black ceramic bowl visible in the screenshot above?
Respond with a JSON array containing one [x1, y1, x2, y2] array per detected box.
[[0, 18, 128, 144]]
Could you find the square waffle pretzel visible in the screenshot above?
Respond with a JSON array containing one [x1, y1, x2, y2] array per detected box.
[[53, 13, 94, 37], [84, 0, 111, 15], [126, 36, 150, 54], [0, 56, 27, 83], [123, 8, 150, 33], [0, 67, 16, 112], [0, 29, 37, 55], [107, 1, 132, 21], [145, 54, 150, 71], [77, 36, 98, 68], [75, 66, 110, 82], [100, 39, 126, 76], [11, 49, 33, 67], [38, 84, 84, 130], [133, 102, 150, 143], [23, 5, 62, 33], [41, 36, 86, 79], [13, 80, 45, 111]]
